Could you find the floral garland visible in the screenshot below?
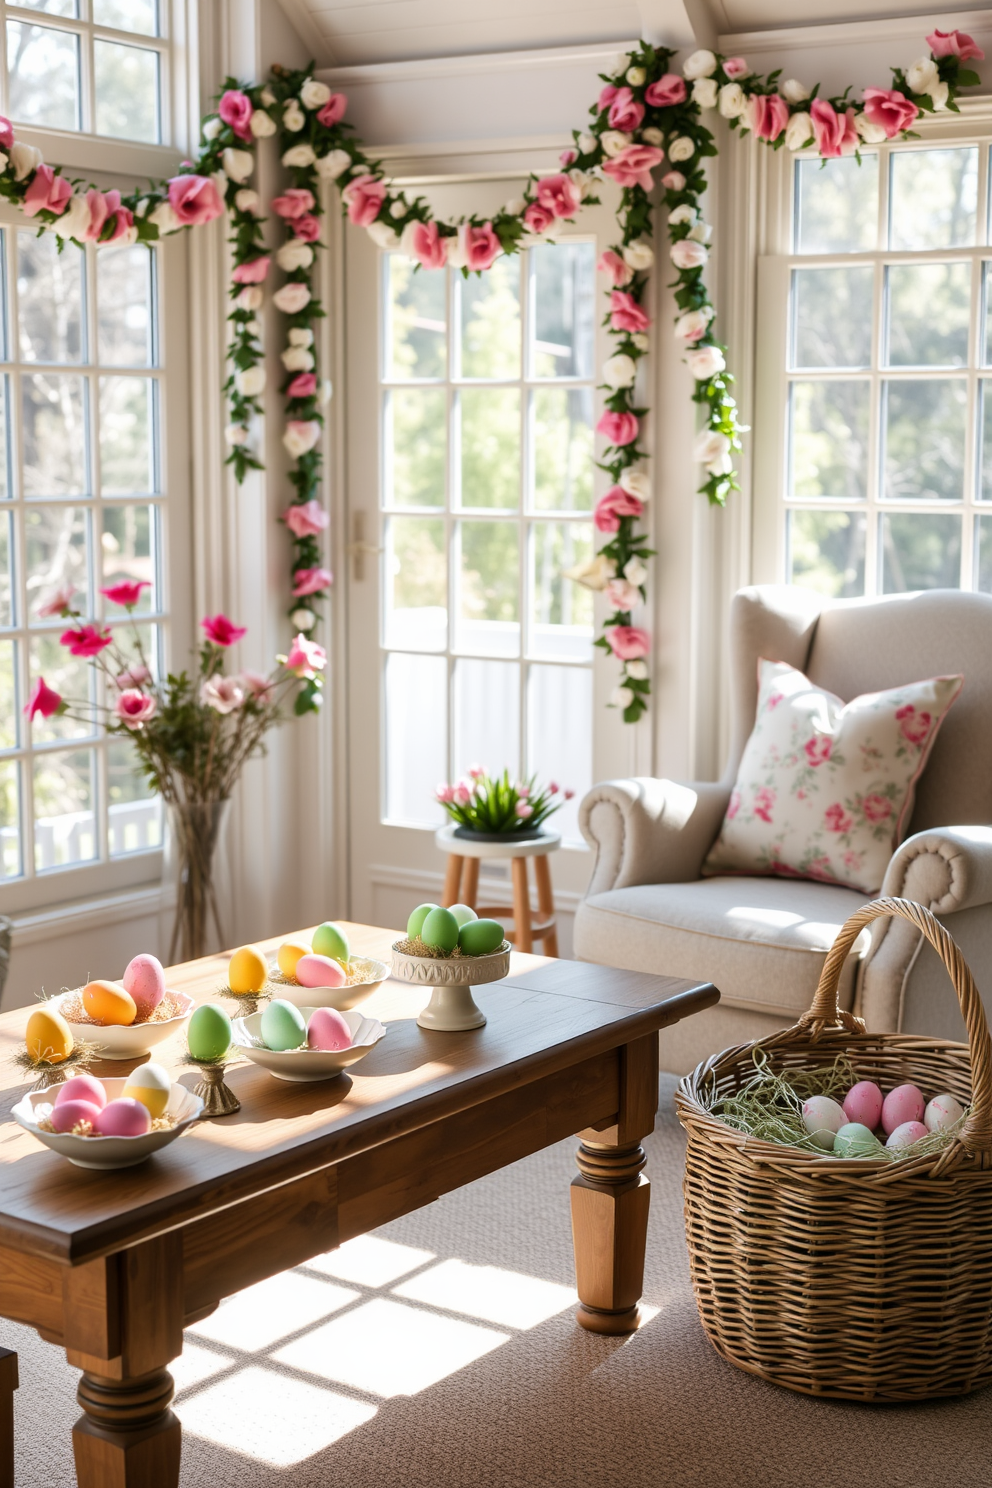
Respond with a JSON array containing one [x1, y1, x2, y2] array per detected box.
[[0, 28, 981, 722]]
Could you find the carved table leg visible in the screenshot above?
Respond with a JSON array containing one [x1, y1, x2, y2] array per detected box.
[[74, 1367, 180, 1488], [571, 1139, 650, 1334]]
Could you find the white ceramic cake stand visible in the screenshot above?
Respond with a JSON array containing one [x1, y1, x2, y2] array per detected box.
[[391, 941, 511, 1031]]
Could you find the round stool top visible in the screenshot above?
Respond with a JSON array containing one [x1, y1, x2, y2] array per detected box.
[[434, 824, 561, 860]]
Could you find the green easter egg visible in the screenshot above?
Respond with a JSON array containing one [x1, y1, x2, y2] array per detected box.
[[449, 903, 478, 928], [260, 998, 307, 1052], [834, 1122, 885, 1159], [407, 903, 439, 940], [458, 918, 505, 956], [421, 907, 460, 954], [187, 1003, 232, 1062], [312, 921, 350, 965]]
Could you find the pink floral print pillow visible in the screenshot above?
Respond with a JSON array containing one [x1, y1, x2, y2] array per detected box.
[[702, 659, 963, 893]]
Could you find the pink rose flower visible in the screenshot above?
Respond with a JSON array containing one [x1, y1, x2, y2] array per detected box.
[[810, 99, 858, 159], [594, 485, 644, 533], [726, 788, 741, 820], [283, 499, 328, 536], [607, 625, 650, 661], [748, 93, 790, 142], [100, 580, 149, 608], [342, 175, 387, 227], [824, 803, 853, 834], [37, 583, 74, 618], [601, 144, 664, 191], [272, 188, 315, 220], [316, 93, 348, 126], [81, 188, 119, 240], [598, 84, 619, 113], [168, 174, 223, 226], [597, 410, 640, 447], [201, 613, 247, 647], [670, 239, 709, 270], [559, 148, 577, 167], [239, 670, 274, 704], [896, 703, 932, 745], [804, 734, 832, 766], [723, 57, 750, 79], [661, 170, 686, 191], [286, 372, 318, 399], [610, 289, 651, 333], [106, 201, 134, 244], [115, 688, 156, 730], [862, 87, 918, 139], [232, 256, 270, 284], [753, 786, 775, 824], [293, 214, 321, 242], [407, 220, 447, 269], [535, 172, 581, 219], [461, 222, 501, 271], [60, 624, 112, 657], [200, 676, 244, 714], [646, 74, 687, 107], [23, 165, 72, 218], [285, 633, 327, 679], [219, 89, 253, 141], [524, 201, 556, 235], [116, 663, 150, 688], [862, 793, 892, 824], [608, 87, 645, 133], [926, 29, 984, 61], [515, 801, 534, 818], [25, 677, 62, 721], [598, 249, 633, 286], [0, 117, 13, 150], [606, 577, 642, 611], [291, 566, 333, 598]]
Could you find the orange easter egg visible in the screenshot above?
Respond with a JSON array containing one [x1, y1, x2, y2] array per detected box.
[[82, 980, 137, 1027]]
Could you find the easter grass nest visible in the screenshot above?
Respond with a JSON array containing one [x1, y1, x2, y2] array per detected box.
[[53, 989, 189, 1027], [13, 1040, 99, 1090], [34, 1110, 177, 1138], [709, 1047, 969, 1163], [267, 956, 385, 988], [395, 936, 500, 960]]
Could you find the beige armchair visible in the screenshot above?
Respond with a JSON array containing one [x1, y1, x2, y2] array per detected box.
[[575, 585, 992, 1072]]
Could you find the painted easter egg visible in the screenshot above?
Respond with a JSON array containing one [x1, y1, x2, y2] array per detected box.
[[457, 918, 505, 956], [25, 1007, 74, 1064], [842, 1080, 883, 1131], [449, 904, 478, 928], [924, 1093, 964, 1132], [122, 1062, 171, 1119], [122, 954, 166, 1020], [833, 1122, 884, 1159], [278, 937, 312, 979], [801, 1095, 846, 1150], [312, 922, 350, 966], [421, 907, 460, 954], [82, 980, 137, 1027], [307, 1007, 352, 1052], [187, 1004, 232, 1062], [886, 1120, 928, 1151], [260, 999, 306, 1052], [228, 945, 268, 994], [94, 1098, 151, 1138], [51, 1099, 102, 1134], [407, 904, 439, 940], [55, 1074, 107, 1110], [881, 1083, 925, 1135], [295, 954, 347, 989]]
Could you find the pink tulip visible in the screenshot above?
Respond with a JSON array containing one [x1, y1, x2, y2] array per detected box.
[[461, 222, 501, 271], [168, 174, 223, 226], [272, 188, 315, 220], [564, 788, 575, 800], [60, 624, 111, 657], [598, 85, 619, 113], [810, 99, 858, 159], [283, 499, 328, 537], [608, 87, 644, 133], [0, 117, 13, 150], [114, 689, 156, 729], [516, 801, 534, 818], [285, 633, 327, 679], [436, 783, 456, 803], [597, 410, 640, 447], [317, 93, 348, 126], [201, 613, 247, 647], [286, 372, 318, 399], [524, 201, 556, 234], [548, 781, 559, 794], [101, 580, 149, 609], [25, 677, 62, 720], [239, 670, 274, 704], [291, 566, 333, 598], [116, 663, 150, 688], [293, 214, 321, 242], [232, 256, 270, 284], [607, 625, 650, 661], [453, 785, 472, 806], [219, 89, 253, 141], [610, 290, 651, 333], [535, 173, 581, 219], [602, 144, 665, 192], [598, 249, 633, 286], [646, 74, 687, 107], [23, 165, 72, 218], [342, 175, 387, 227], [748, 93, 790, 142], [516, 784, 530, 798], [594, 486, 644, 533], [468, 763, 486, 779], [862, 88, 919, 139], [926, 29, 984, 61], [407, 220, 447, 269], [37, 583, 74, 618]]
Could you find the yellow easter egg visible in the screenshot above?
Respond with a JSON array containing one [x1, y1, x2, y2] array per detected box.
[[122, 1061, 171, 1119], [228, 944, 268, 994], [25, 1006, 74, 1064], [277, 938, 312, 979], [82, 980, 137, 1027]]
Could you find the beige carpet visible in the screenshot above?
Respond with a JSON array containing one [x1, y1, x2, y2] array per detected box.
[[5, 1075, 990, 1488]]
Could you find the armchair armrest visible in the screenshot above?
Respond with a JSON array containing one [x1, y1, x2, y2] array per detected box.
[[879, 826, 992, 915], [579, 777, 731, 896]]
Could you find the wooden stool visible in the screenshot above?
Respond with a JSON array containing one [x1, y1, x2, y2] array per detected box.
[[0, 1347, 17, 1488], [435, 825, 560, 955]]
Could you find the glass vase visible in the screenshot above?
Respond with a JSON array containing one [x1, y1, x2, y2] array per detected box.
[[168, 799, 230, 963]]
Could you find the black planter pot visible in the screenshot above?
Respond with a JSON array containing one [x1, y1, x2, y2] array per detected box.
[[452, 825, 548, 844]]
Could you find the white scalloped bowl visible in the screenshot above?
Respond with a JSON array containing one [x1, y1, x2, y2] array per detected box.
[[232, 1006, 386, 1082], [266, 957, 388, 1011], [12, 1078, 203, 1170], [47, 988, 195, 1060]]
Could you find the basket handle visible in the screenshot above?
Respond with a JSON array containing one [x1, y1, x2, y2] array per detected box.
[[800, 896, 992, 1157]]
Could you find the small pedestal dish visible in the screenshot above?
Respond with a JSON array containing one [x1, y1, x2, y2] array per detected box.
[[190, 1060, 241, 1116], [12, 1078, 203, 1169], [231, 1006, 386, 1082], [391, 941, 511, 1031]]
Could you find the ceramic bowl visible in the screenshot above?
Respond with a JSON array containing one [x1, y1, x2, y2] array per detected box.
[[47, 988, 195, 1060], [231, 1006, 386, 1082], [266, 957, 388, 1012], [12, 1078, 203, 1170]]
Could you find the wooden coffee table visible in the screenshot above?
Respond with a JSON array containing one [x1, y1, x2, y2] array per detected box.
[[0, 924, 717, 1487]]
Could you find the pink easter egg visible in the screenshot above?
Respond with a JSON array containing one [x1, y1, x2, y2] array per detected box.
[[122, 953, 166, 1020], [93, 1098, 151, 1138], [307, 1007, 353, 1051], [54, 1073, 107, 1110], [51, 1099, 102, 1134], [885, 1120, 928, 1151], [881, 1083, 925, 1135], [843, 1080, 883, 1130], [295, 954, 347, 989]]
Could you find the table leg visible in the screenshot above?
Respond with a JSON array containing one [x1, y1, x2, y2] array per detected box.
[[0, 1348, 16, 1488], [570, 1139, 649, 1334], [461, 856, 479, 910], [74, 1367, 180, 1488], [511, 857, 533, 952], [533, 853, 558, 956], [442, 853, 463, 908]]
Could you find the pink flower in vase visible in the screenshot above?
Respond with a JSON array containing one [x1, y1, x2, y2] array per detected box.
[[436, 783, 456, 803], [61, 624, 111, 657], [201, 614, 247, 647], [101, 580, 149, 609], [453, 784, 472, 806], [467, 763, 486, 779], [25, 677, 63, 720], [239, 670, 275, 704], [116, 663, 151, 688], [516, 801, 534, 818], [37, 583, 75, 619], [114, 689, 156, 729]]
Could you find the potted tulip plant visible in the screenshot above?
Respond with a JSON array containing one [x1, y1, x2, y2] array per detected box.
[[26, 580, 326, 960], [435, 767, 573, 842]]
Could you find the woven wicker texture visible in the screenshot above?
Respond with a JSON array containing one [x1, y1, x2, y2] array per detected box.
[[676, 897, 992, 1401]]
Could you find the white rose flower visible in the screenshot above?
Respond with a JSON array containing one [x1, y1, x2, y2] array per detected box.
[[622, 237, 655, 269], [674, 308, 713, 341], [785, 112, 814, 150], [601, 130, 633, 158], [273, 283, 312, 314], [246, 319, 261, 337], [212, 168, 229, 203], [692, 78, 718, 110], [906, 56, 938, 94], [668, 136, 695, 163], [662, 170, 686, 191], [282, 144, 317, 169], [688, 221, 712, 244], [276, 239, 314, 272], [114, 225, 139, 248], [234, 188, 263, 215], [667, 204, 697, 227], [315, 148, 352, 180], [391, 200, 408, 220], [619, 470, 650, 503], [202, 117, 222, 140], [282, 345, 315, 371], [602, 353, 637, 388], [445, 233, 468, 270], [630, 331, 649, 351], [626, 657, 649, 680], [225, 423, 249, 445], [222, 147, 254, 182], [929, 80, 950, 111], [368, 220, 400, 249], [291, 607, 317, 631], [719, 83, 747, 119], [572, 169, 597, 199], [201, 676, 244, 714], [235, 365, 266, 397], [58, 192, 93, 241], [282, 100, 305, 132], [686, 345, 726, 380], [611, 684, 636, 710], [694, 428, 731, 465], [781, 79, 810, 104], [300, 78, 332, 109], [562, 553, 616, 590], [0, 153, 9, 174], [260, 85, 276, 107], [249, 109, 276, 137], [237, 286, 263, 311], [289, 327, 314, 346], [610, 51, 630, 76], [283, 420, 321, 458], [683, 49, 717, 80], [641, 126, 664, 146], [149, 199, 182, 235], [503, 196, 526, 216], [626, 66, 646, 87], [854, 113, 888, 144], [578, 132, 598, 153], [670, 239, 708, 270], [134, 197, 150, 217], [10, 142, 42, 181]]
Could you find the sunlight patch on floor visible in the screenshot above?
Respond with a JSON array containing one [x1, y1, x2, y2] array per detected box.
[[393, 1258, 576, 1329], [189, 1271, 360, 1352], [308, 1234, 436, 1287], [171, 1341, 236, 1395], [180, 1365, 377, 1467]]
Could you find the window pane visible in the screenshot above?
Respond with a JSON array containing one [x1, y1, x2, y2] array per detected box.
[[530, 521, 593, 660], [98, 246, 154, 366], [459, 388, 519, 508], [791, 267, 872, 370], [17, 0, 77, 16], [976, 515, 992, 592], [789, 381, 869, 501], [101, 503, 156, 612], [93, 0, 158, 35], [788, 509, 865, 598], [0, 377, 11, 500], [109, 619, 158, 680], [531, 242, 595, 379], [29, 632, 93, 741], [0, 510, 11, 625], [25, 504, 89, 622], [526, 663, 590, 843], [7, 22, 79, 130], [22, 374, 88, 496], [883, 381, 966, 501], [795, 156, 878, 255], [890, 148, 977, 250], [0, 760, 19, 880], [18, 231, 84, 364], [386, 256, 445, 380], [458, 259, 520, 379], [532, 387, 593, 510], [384, 652, 446, 825], [107, 739, 161, 856], [99, 376, 154, 493], [34, 748, 96, 870], [384, 388, 445, 507], [457, 521, 518, 657], [453, 658, 519, 782], [0, 637, 16, 749], [881, 512, 961, 592], [886, 263, 970, 367], [980, 382, 992, 501], [384, 516, 446, 651], [94, 39, 159, 143]]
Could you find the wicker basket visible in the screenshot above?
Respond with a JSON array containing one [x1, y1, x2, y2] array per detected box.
[[676, 896, 992, 1401]]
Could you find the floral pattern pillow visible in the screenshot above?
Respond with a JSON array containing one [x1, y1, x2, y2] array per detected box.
[[702, 659, 963, 893]]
